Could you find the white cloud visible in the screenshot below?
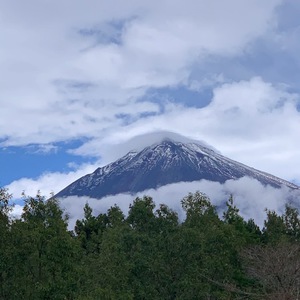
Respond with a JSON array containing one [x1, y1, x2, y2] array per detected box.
[[59, 177, 300, 230], [70, 130, 219, 164], [69, 77, 300, 183], [0, 0, 282, 147], [10, 205, 24, 220], [5, 76, 300, 199], [5, 163, 99, 199]]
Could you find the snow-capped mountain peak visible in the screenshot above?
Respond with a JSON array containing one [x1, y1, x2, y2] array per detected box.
[[55, 139, 299, 199]]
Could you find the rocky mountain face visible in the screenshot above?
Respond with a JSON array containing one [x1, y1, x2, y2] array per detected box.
[[55, 139, 299, 199]]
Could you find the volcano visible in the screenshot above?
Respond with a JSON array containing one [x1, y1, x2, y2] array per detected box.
[[55, 139, 299, 199]]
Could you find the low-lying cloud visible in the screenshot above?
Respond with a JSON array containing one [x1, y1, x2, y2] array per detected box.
[[59, 177, 300, 230], [6, 162, 99, 199]]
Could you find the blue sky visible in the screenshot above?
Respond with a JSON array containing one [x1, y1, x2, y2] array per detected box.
[[1, 0, 300, 201]]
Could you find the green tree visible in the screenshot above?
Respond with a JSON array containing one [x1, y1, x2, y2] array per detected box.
[[0, 188, 13, 299], [127, 196, 156, 232], [176, 192, 244, 298], [8, 193, 80, 300], [0, 187, 12, 217], [223, 195, 244, 225], [107, 204, 125, 228], [181, 191, 219, 228], [79, 225, 134, 299], [283, 204, 300, 241], [262, 209, 286, 244], [223, 195, 261, 245], [75, 202, 108, 254]]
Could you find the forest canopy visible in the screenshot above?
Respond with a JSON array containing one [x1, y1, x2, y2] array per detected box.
[[1, 187, 300, 299]]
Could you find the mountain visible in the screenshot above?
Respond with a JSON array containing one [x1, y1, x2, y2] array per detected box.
[[55, 139, 299, 199]]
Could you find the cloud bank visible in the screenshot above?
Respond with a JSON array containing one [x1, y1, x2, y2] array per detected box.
[[59, 177, 300, 230], [0, 0, 287, 149], [6, 162, 99, 199]]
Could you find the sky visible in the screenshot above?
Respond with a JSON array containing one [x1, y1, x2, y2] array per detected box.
[[1, 0, 300, 222]]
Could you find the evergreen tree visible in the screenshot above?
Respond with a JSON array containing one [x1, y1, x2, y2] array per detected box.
[[8, 193, 80, 300], [75, 202, 108, 254], [283, 204, 300, 241], [262, 209, 286, 244], [127, 196, 156, 232], [223, 195, 262, 245], [0, 188, 13, 299]]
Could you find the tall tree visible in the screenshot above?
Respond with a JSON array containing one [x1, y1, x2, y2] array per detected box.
[[177, 192, 244, 298], [0, 188, 13, 299], [8, 193, 80, 300], [262, 209, 286, 244], [75, 203, 108, 254], [283, 204, 300, 241], [127, 196, 156, 232], [223, 195, 261, 245], [181, 191, 219, 227]]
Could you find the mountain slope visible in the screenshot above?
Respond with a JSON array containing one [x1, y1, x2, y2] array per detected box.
[[55, 140, 299, 199]]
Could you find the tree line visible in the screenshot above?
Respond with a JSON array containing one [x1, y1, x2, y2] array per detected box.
[[1, 187, 300, 299]]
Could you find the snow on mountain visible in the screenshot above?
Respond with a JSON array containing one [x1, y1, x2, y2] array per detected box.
[[55, 139, 299, 199]]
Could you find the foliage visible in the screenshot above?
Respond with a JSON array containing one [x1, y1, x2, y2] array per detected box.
[[1, 189, 300, 299], [0, 188, 13, 299], [1, 192, 80, 299]]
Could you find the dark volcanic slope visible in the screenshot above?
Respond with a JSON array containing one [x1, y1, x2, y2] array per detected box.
[[55, 140, 299, 199]]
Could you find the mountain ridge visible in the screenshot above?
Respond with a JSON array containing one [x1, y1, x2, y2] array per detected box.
[[55, 139, 299, 199]]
